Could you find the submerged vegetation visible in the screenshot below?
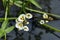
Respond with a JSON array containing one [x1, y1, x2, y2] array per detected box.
[[0, 0, 60, 40]]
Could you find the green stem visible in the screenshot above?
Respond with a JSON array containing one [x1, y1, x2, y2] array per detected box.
[[7, 0, 60, 32], [4, 33, 6, 40], [26, 8, 60, 18], [5, 6, 8, 20], [0, 17, 17, 20], [13, 1, 60, 18], [20, 0, 26, 14], [41, 24, 60, 32], [5, 0, 10, 21]]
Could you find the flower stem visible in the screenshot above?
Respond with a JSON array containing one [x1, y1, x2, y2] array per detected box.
[[5, 5, 8, 20], [4, 33, 6, 40], [9, 0, 60, 32], [26, 8, 60, 18], [0, 17, 17, 20], [41, 24, 60, 32], [13, 0, 60, 19]]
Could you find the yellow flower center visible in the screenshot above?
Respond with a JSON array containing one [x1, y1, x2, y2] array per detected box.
[[43, 14, 48, 19], [18, 23, 23, 27], [27, 14, 30, 17], [24, 27, 27, 29], [20, 16, 25, 20]]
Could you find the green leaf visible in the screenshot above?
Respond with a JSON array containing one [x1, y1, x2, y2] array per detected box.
[[2, 0, 7, 8], [10, 0, 22, 5], [29, 0, 42, 9], [10, 0, 42, 9], [5, 26, 14, 33], [0, 29, 4, 38], [1, 20, 8, 30]]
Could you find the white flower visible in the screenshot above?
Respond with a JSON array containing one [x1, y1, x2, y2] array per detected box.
[[45, 20, 49, 23], [23, 26, 29, 31], [15, 22, 23, 30], [48, 17, 53, 21], [15, 19, 19, 23], [43, 13, 48, 19], [26, 22, 29, 24], [25, 13, 33, 19], [18, 14, 25, 22], [40, 20, 45, 24]]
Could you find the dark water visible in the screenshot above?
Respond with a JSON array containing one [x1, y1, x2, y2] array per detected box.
[[0, 0, 60, 40]]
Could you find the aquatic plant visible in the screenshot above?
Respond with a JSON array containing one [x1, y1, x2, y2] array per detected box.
[[0, 0, 60, 40]]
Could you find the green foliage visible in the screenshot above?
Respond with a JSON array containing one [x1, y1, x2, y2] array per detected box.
[[0, 29, 4, 38], [29, 0, 42, 9], [0, 0, 60, 39], [12, 0, 60, 32], [1, 20, 8, 30], [0, 20, 14, 38], [5, 26, 14, 33], [2, 0, 7, 8]]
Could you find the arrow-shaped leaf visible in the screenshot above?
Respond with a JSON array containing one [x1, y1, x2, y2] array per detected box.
[[1, 20, 8, 30], [5, 26, 14, 33], [29, 0, 42, 9], [0, 29, 4, 38]]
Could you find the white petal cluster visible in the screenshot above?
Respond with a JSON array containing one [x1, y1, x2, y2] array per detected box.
[[17, 13, 33, 22], [25, 13, 33, 19], [40, 20, 49, 24], [40, 20, 45, 24], [15, 22, 23, 30], [18, 14, 25, 22], [45, 20, 49, 23], [43, 13, 48, 19], [42, 13, 54, 24], [26, 22, 29, 24], [23, 26, 29, 31], [15, 13, 32, 31]]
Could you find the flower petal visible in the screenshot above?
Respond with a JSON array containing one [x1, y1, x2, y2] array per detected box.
[[40, 20, 45, 24], [15, 22, 23, 30], [18, 14, 26, 22], [23, 26, 29, 31], [25, 13, 33, 19]]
